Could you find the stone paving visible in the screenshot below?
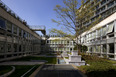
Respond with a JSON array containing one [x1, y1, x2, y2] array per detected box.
[[35, 64, 86, 77], [0, 61, 45, 65]]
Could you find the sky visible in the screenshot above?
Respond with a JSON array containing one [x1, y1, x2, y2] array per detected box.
[[1, 0, 65, 35]]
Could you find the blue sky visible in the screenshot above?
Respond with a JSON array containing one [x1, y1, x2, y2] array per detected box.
[[1, 0, 66, 35]]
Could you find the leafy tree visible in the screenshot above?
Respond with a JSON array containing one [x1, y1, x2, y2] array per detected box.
[[50, 0, 101, 53]]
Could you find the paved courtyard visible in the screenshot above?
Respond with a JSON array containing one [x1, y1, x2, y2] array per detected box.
[[35, 64, 86, 77], [0, 61, 45, 65]]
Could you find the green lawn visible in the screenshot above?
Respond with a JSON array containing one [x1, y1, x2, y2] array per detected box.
[[24, 65, 39, 77], [65, 57, 69, 59], [78, 54, 116, 77], [12, 56, 57, 64], [8, 65, 39, 77], [47, 54, 56, 56], [0, 66, 12, 75]]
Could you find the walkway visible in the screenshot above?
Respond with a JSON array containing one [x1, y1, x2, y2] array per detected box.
[[0, 61, 45, 65], [35, 64, 86, 77]]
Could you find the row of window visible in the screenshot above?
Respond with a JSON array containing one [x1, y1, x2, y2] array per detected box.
[[49, 44, 74, 47], [88, 43, 114, 53], [0, 42, 39, 53], [96, 0, 115, 14], [0, 17, 40, 41], [48, 47, 72, 51], [47, 40, 73, 44], [80, 21, 114, 43], [83, 0, 116, 27]]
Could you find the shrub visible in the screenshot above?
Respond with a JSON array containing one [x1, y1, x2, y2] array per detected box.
[[78, 55, 116, 77]]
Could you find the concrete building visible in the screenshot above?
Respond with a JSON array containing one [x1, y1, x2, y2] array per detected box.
[[41, 35, 74, 53], [77, 0, 116, 60], [0, 1, 41, 61]]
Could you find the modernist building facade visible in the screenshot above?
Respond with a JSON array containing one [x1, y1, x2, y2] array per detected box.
[[0, 1, 41, 61], [78, 0, 116, 60], [41, 36, 74, 53]]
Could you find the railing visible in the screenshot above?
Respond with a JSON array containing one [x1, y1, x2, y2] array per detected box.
[[0, 0, 28, 27], [29, 25, 46, 30]]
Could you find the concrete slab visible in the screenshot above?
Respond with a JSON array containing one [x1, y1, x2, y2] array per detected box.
[[35, 64, 86, 77], [0, 61, 45, 65]]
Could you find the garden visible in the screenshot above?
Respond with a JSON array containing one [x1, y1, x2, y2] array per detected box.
[[11, 56, 57, 64], [78, 54, 116, 77], [0, 65, 40, 77]]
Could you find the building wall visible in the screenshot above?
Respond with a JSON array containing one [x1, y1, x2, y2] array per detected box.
[[79, 12, 116, 60], [77, 0, 116, 28], [41, 37, 74, 53], [0, 1, 41, 61], [77, 0, 116, 60]]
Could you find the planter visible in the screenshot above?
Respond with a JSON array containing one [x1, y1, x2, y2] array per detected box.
[[0, 66, 15, 77]]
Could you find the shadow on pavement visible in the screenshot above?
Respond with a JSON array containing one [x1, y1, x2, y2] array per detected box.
[[35, 64, 86, 77]]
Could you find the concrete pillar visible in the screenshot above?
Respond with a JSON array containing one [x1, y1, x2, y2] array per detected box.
[[11, 24, 14, 57], [4, 35, 7, 58], [114, 20, 116, 60], [4, 20, 7, 58], [100, 45, 103, 57], [114, 43, 116, 60], [106, 44, 109, 58]]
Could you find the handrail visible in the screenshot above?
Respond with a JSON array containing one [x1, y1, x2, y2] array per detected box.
[[0, 0, 28, 27], [29, 25, 46, 30]]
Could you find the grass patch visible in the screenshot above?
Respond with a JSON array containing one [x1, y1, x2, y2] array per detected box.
[[24, 65, 40, 77], [0, 66, 12, 75], [78, 54, 116, 77], [47, 54, 56, 56], [12, 56, 57, 64], [65, 57, 69, 59], [8, 65, 39, 77], [67, 52, 72, 55]]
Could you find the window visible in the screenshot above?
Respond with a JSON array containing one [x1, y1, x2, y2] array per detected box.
[[101, 0, 106, 5], [0, 42, 4, 53], [102, 26, 107, 36], [93, 31, 96, 39], [97, 29, 101, 37], [7, 44, 12, 52], [13, 25, 17, 34], [100, 6, 105, 11], [103, 44, 106, 52], [107, 22, 114, 34], [96, 5, 99, 9], [93, 46, 96, 52], [97, 0, 101, 2], [107, 1, 114, 7], [47, 40, 49, 43], [106, 9, 112, 16], [19, 28, 22, 36], [14, 44, 17, 52], [6, 21, 12, 32], [96, 9, 100, 14], [112, 6, 116, 13], [0, 18, 6, 30], [19, 45, 21, 52], [23, 31, 27, 38], [96, 45, 100, 52]]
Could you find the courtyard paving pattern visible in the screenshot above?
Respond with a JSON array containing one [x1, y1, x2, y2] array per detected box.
[[0, 61, 45, 65], [35, 64, 86, 77]]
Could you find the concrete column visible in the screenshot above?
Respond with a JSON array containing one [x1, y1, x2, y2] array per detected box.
[[106, 44, 109, 58], [11, 24, 14, 57], [100, 45, 103, 57], [4, 20, 7, 58], [114, 20, 116, 60], [4, 34, 7, 58], [114, 20, 116, 35], [114, 43, 116, 60]]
